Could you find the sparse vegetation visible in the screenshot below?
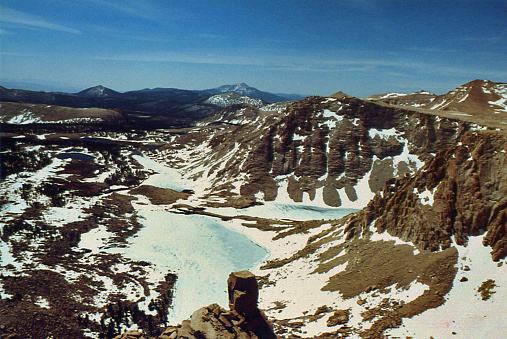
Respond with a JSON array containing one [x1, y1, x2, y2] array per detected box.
[[0, 146, 51, 179]]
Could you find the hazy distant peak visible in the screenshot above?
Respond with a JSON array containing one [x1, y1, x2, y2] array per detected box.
[[204, 83, 295, 104], [216, 83, 256, 93], [77, 85, 122, 98]]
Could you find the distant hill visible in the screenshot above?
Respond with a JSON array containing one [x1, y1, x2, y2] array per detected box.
[[123, 87, 206, 103], [76, 85, 123, 98], [365, 80, 507, 116], [203, 83, 303, 103], [365, 90, 436, 108]]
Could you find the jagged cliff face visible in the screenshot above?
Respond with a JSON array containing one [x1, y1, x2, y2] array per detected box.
[[347, 129, 507, 260], [173, 96, 479, 210]]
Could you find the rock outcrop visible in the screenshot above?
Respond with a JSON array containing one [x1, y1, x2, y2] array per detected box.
[[184, 95, 474, 207], [346, 129, 507, 260], [115, 271, 276, 339]]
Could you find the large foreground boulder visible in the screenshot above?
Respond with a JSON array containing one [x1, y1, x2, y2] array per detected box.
[[115, 271, 277, 339]]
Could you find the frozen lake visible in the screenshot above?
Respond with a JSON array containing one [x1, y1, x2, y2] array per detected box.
[[122, 207, 268, 323], [120, 154, 357, 322]]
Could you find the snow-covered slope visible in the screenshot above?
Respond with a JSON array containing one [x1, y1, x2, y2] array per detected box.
[[202, 92, 265, 108]]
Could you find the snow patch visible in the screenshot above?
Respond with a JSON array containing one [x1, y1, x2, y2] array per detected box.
[[368, 127, 402, 141], [415, 187, 434, 206], [387, 235, 507, 339]]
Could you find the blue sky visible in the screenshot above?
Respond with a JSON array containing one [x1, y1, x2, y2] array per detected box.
[[1, 0, 506, 96]]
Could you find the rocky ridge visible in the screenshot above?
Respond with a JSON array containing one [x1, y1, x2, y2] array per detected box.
[[365, 80, 507, 132], [365, 90, 436, 108], [425, 79, 507, 115], [346, 128, 507, 260], [172, 95, 480, 211]]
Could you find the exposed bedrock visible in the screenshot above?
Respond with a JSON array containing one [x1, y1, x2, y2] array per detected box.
[[232, 96, 474, 204], [115, 271, 277, 339], [346, 130, 507, 261]]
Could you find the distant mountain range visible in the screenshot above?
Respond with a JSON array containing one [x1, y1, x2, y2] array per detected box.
[[0, 83, 305, 129], [2, 79, 506, 130], [1, 83, 304, 104]]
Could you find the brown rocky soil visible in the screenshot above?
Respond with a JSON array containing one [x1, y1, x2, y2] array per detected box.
[[0, 143, 178, 339], [129, 185, 190, 205]]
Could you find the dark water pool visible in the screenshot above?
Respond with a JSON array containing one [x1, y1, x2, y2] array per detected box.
[[56, 153, 95, 162]]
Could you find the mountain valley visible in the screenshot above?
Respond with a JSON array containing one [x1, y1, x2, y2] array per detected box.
[[0, 80, 506, 339]]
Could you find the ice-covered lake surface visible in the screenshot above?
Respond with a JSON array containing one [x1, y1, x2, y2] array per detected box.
[[122, 154, 358, 322], [122, 207, 268, 323]]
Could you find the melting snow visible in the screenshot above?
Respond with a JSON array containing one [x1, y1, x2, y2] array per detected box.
[[377, 93, 408, 99], [368, 127, 402, 140], [457, 93, 469, 103], [5, 110, 42, 124], [387, 235, 507, 339], [34, 296, 51, 309], [490, 97, 507, 113], [415, 187, 434, 206], [322, 108, 344, 121]]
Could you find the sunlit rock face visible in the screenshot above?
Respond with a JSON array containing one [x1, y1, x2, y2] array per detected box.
[[182, 95, 471, 210], [346, 129, 507, 261]]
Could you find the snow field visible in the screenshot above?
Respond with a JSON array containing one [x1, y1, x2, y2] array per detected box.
[[386, 235, 507, 339], [368, 220, 420, 252], [242, 216, 432, 338]]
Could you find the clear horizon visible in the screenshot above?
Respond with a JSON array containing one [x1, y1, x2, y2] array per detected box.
[[1, 0, 506, 97]]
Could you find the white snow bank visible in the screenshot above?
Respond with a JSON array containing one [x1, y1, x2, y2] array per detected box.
[[368, 127, 402, 140], [387, 235, 507, 339]]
